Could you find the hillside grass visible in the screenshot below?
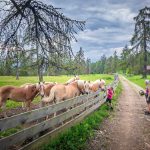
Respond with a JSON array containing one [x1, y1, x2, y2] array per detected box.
[[41, 82, 122, 150], [0, 74, 113, 110], [126, 75, 150, 89]]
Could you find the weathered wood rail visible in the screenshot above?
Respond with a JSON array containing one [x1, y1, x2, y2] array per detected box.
[[0, 80, 119, 150]]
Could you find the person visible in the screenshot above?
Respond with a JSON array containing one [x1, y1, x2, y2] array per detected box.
[[145, 80, 150, 115], [114, 74, 119, 81], [106, 86, 114, 110]]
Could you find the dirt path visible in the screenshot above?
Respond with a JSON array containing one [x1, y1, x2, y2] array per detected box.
[[87, 77, 150, 150]]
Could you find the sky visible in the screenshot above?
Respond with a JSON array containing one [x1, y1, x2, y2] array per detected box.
[[46, 0, 149, 62]]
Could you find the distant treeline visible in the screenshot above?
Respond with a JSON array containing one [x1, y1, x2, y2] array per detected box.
[[90, 45, 150, 75], [0, 47, 91, 76], [1, 45, 150, 77]]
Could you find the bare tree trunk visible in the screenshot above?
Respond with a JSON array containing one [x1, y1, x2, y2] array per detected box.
[[5, 50, 11, 75], [15, 34, 20, 80], [36, 40, 43, 82], [16, 50, 19, 80], [36, 40, 40, 82]]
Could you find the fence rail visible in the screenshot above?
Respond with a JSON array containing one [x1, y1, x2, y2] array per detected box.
[[0, 80, 119, 150]]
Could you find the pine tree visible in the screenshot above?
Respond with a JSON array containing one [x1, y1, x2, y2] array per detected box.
[[131, 7, 150, 78], [113, 51, 118, 73], [74, 47, 86, 74]]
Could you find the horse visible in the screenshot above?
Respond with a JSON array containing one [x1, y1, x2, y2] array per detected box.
[[39, 82, 56, 97], [66, 75, 80, 84], [89, 79, 106, 93], [0, 84, 40, 117], [41, 80, 90, 104]]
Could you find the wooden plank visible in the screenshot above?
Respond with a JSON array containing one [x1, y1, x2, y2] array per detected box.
[[0, 96, 101, 150], [20, 99, 106, 150], [0, 90, 101, 131]]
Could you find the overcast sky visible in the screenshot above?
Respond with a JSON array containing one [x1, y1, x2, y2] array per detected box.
[[45, 0, 149, 62]]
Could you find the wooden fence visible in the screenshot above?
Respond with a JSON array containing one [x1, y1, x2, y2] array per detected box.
[[0, 80, 119, 150]]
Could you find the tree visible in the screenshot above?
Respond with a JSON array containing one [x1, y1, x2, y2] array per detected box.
[[100, 55, 106, 74], [120, 45, 131, 73], [104, 56, 113, 74], [74, 47, 86, 74], [86, 58, 91, 74], [131, 7, 150, 78], [113, 51, 118, 73], [0, 0, 85, 81]]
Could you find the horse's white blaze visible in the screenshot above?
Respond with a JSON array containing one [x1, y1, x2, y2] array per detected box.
[[84, 81, 90, 94], [37, 82, 45, 97]]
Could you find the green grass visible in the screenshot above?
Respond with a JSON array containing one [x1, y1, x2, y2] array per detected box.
[[0, 74, 113, 110], [0, 74, 113, 86], [0, 126, 22, 138], [41, 82, 122, 150], [126, 75, 150, 89]]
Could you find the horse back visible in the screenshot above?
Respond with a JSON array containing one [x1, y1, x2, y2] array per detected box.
[[66, 84, 80, 98], [0, 86, 25, 101]]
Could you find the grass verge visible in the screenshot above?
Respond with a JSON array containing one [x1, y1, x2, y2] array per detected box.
[[0, 126, 22, 138], [41, 82, 122, 150], [125, 75, 150, 89]]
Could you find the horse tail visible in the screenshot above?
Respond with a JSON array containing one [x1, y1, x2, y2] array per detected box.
[[42, 88, 55, 103]]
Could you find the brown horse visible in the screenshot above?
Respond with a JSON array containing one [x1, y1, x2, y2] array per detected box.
[[89, 79, 105, 93], [42, 80, 90, 104], [39, 82, 56, 97], [0, 84, 40, 117]]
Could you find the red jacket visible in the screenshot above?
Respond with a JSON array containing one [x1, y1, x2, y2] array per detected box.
[[107, 88, 114, 99]]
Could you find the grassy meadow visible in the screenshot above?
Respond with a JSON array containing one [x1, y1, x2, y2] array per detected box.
[[0, 74, 114, 110], [126, 75, 150, 89]]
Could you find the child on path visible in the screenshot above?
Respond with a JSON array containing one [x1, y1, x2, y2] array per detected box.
[[106, 86, 114, 110]]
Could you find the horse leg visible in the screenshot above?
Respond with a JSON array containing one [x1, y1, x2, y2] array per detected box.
[[40, 101, 44, 108], [53, 97, 61, 117], [1, 102, 7, 118], [26, 100, 31, 111], [22, 102, 26, 110], [0, 97, 7, 118]]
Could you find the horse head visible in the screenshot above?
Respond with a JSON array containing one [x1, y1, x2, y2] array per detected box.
[[99, 79, 106, 90], [75, 75, 80, 80], [37, 82, 45, 97], [84, 81, 90, 94], [77, 80, 90, 94]]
